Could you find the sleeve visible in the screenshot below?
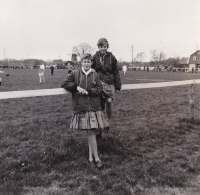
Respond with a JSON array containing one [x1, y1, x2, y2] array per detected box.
[[112, 55, 121, 90], [87, 73, 103, 97], [61, 71, 78, 92]]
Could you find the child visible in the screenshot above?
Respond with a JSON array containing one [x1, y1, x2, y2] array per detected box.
[[39, 64, 45, 83], [61, 53, 109, 168], [92, 38, 121, 121]]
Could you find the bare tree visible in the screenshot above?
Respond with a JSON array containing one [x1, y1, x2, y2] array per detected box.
[[91, 47, 96, 55], [159, 51, 166, 62], [165, 57, 180, 67], [135, 52, 147, 63], [73, 43, 93, 58], [150, 50, 166, 66]]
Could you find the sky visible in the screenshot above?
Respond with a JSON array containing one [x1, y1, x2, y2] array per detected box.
[[0, 0, 200, 62]]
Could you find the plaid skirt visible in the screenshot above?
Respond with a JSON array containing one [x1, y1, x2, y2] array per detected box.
[[70, 111, 109, 130], [101, 81, 115, 98]]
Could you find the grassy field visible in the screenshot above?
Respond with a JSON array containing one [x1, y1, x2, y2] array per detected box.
[[1, 69, 200, 195]]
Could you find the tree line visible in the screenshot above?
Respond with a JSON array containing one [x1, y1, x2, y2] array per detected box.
[[0, 59, 47, 67]]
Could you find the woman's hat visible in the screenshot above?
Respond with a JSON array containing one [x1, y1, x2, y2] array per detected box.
[[97, 38, 109, 48]]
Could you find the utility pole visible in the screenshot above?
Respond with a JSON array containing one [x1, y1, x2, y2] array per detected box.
[[131, 45, 133, 66]]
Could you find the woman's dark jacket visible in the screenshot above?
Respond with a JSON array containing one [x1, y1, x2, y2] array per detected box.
[[91, 51, 121, 90], [61, 69, 103, 114]]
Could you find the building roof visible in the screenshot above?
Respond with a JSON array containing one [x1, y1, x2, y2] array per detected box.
[[53, 59, 63, 64], [178, 57, 189, 65], [189, 50, 200, 57]]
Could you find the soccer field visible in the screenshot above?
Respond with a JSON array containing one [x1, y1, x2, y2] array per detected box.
[[1, 69, 200, 194]]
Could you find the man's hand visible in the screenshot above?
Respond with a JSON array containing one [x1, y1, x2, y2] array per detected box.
[[77, 86, 88, 95]]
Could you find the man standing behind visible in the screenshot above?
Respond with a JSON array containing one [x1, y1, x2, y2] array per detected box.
[[50, 65, 54, 75]]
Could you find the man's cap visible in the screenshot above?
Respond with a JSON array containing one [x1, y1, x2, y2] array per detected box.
[[97, 38, 109, 48]]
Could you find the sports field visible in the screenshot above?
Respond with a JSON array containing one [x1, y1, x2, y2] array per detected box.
[[1, 69, 200, 194]]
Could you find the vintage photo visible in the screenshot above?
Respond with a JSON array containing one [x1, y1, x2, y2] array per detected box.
[[1, 0, 200, 194]]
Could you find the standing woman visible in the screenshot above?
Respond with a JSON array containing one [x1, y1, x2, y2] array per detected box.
[[92, 38, 121, 121], [61, 53, 109, 168], [39, 64, 45, 83]]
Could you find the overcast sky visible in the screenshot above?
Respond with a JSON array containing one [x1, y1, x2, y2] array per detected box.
[[0, 0, 200, 62]]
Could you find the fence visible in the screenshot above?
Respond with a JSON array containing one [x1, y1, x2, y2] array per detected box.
[[0, 79, 199, 121]]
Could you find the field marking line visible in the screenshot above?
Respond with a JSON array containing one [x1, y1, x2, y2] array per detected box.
[[0, 88, 70, 99], [0, 79, 200, 100], [122, 79, 200, 90], [125, 78, 168, 81]]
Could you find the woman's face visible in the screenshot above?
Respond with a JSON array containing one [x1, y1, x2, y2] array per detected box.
[[81, 59, 92, 71], [99, 44, 108, 54]]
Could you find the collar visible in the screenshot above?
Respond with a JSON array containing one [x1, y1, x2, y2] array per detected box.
[[81, 67, 92, 76], [98, 51, 108, 57]]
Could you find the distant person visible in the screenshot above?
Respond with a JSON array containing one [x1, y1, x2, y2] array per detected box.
[[0, 70, 5, 86], [92, 38, 121, 122], [122, 65, 127, 75], [39, 65, 45, 83], [61, 53, 109, 169], [50, 66, 54, 75]]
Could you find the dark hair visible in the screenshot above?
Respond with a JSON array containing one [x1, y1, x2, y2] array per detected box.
[[97, 38, 109, 48], [81, 53, 92, 62]]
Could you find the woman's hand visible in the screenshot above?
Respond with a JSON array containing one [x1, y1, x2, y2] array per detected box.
[[77, 86, 88, 95]]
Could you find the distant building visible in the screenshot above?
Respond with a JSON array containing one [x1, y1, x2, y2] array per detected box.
[[188, 50, 200, 70], [175, 50, 200, 71], [175, 57, 189, 68], [53, 59, 63, 64], [174, 50, 200, 72]]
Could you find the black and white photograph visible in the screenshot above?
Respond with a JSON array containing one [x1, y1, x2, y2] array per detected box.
[[1, 0, 200, 194]]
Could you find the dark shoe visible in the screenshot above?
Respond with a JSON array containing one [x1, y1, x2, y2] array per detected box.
[[104, 127, 109, 133], [96, 160, 103, 169], [89, 160, 95, 168]]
